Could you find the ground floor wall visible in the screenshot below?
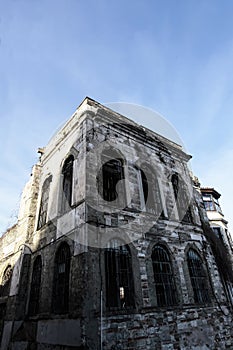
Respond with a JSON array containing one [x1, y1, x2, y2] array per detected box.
[[1, 304, 233, 350]]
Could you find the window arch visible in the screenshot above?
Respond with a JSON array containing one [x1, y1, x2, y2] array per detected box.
[[152, 245, 177, 306], [187, 248, 210, 304], [61, 155, 74, 213], [105, 239, 134, 309], [140, 165, 163, 215], [0, 265, 13, 297], [37, 176, 52, 229], [171, 173, 192, 223], [100, 149, 125, 204], [28, 256, 42, 316], [52, 243, 71, 314]]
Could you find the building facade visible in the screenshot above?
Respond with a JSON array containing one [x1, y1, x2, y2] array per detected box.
[[0, 97, 233, 350]]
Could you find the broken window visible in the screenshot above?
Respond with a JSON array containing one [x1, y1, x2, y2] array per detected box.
[[101, 149, 125, 204], [28, 256, 42, 316], [61, 155, 74, 213], [187, 249, 210, 304], [140, 166, 163, 216], [105, 239, 134, 309], [0, 265, 13, 297], [37, 176, 52, 229], [152, 245, 177, 306], [52, 243, 71, 314], [171, 173, 193, 223]]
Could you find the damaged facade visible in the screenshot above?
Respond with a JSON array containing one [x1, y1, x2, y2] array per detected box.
[[0, 97, 233, 350]]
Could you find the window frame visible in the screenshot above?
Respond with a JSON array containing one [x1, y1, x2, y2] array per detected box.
[[52, 243, 71, 314]]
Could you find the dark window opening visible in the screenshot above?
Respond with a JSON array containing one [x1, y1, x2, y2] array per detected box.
[[171, 174, 193, 223], [61, 155, 74, 213], [105, 239, 134, 309], [0, 265, 13, 297], [100, 150, 125, 204], [152, 245, 177, 306], [28, 256, 42, 316], [212, 227, 224, 242], [37, 176, 52, 229], [52, 243, 71, 314], [187, 249, 210, 304]]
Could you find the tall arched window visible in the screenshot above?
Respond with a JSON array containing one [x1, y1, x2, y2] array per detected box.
[[100, 149, 125, 204], [105, 239, 134, 309], [28, 256, 42, 316], [0, 265, 13, 297], [61, 155, 74, 213], [52, 243, 71, 314], [37, 176, 52, 229], [171, 173, 192, 223], [187, 249, 210, 304], [152, 245, 177, 306], [140, 166, 163, 216]]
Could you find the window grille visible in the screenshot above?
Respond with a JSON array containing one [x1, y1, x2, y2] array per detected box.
[[152, 245, 177, 306], [52, 243, 71, 314], [28, 256, 42, 316], [101, 149, 125, 204], [0, 265, 13, 297], [61, 155, 74, 213], [37, 176, 52, 229], [187, 249, 210, 304], [171, 174, 193, 223], [105, 239, 134, 309]]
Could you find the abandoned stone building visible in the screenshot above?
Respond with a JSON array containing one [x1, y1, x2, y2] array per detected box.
[[0, 97, 233, 350]]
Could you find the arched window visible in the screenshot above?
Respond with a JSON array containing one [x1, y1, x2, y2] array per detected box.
[[100, 149, 125, 204], [152, 245, 177, 306], [37, 176, 52, 229], [0, 265, 13, 297], [61, 155, 74, 213], [171, 173, 192, 223], [105, 239, 134, 309], [28, 256, 42, 316], [52, 243, 71, 314], [187, 249, 210, 304], [140, 166, 163, 216]]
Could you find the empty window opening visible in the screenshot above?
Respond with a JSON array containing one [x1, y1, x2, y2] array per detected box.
[[61, 155, 74, 213], [171, 173, 193, 223], [37, 176, 52, 229]]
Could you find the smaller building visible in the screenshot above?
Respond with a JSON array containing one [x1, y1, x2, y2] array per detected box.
[[201, 187, 233, 250], [201, 187, 233, 303]]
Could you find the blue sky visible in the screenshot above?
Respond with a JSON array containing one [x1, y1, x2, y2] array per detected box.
[[0, 0, 233, 234]]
